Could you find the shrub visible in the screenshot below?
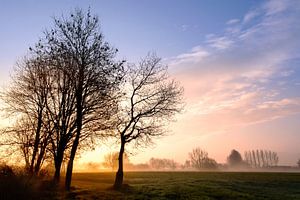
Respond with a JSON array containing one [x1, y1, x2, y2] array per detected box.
[[0, 164, 15, 177]]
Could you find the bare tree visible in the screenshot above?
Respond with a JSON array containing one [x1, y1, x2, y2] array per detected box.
[[244, 150, 279, 168], [1, 9, 124, 189], [188, 147, 218, 170], [29, 9, 124, 189], [149, 158, 178, 170], [189, 148, 208, 169], [113, 54, 183, 189], [102, 152, 119, 171], [44, 64, 77, 182], [183, 160, 191, 169], [102, 152, 129, 171], [1, 57, 52, 175]]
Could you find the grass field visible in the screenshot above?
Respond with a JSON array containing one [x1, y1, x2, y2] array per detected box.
[[62, 172, 300, 200]]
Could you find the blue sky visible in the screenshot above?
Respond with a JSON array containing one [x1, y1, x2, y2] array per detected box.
[[0, 0, 300, 166], [0, 0, 256, 66]]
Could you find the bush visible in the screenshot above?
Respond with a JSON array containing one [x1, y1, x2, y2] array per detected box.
[[0, 164, 57, 200], [0, 164, 15, 177]]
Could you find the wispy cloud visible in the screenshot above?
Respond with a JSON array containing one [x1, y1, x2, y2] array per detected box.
[[168, 0, 300, 135], [263, 0, 290, 16], [169, 46, 210, 66], [206, 36, 233, 50], [226, 18, 240, 25], [243, 10, 260, 23]]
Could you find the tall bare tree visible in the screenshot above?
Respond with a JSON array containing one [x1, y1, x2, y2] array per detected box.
[[1, 57, 52, 175], [113, 54, 183, 189], [244, 149, 279, 168], [35, 9, 124, 189], [44, 64, 77, 182], [2, 9, 124, 189]]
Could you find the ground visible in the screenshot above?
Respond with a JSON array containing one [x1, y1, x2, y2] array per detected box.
[[62, 172, 300, 200]]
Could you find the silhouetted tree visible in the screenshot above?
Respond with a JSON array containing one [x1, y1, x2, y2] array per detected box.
[[1, 9, 124, 189], [29, 9, 124, 189], [149, 158, 178, 170], [227, 149, 243, 168], [102, 152, 129, 171], [183, 160, 191, 169], [244, 150, 279, 168], [113, 54, 184, 189], [297, 159, 300, 168], [103, 152, 119, 171], [252, 150, 257, 168], [188, 148, 218, 170], [1, 57, 52, 175], [244, 151, 250, 167], [44, 64, 77, 182]]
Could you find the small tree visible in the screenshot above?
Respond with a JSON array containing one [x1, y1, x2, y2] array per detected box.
[[149, 158, 178, 170], [183, 160, 191, 169], [189, 148, 208, 169], [102, 152, 129, 171], [188, 148, 217, 170], [297, 159, 300, 168], [227, 149, 243, 168], [113, 54, 183, 189], [103, 152, 119, 171]]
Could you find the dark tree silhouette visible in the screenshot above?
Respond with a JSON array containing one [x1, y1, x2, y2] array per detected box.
[[102, 152, 119, 171], [297, 159, 300, 168], [1, 57, 52, 175], [149, 158, 178, 170], [227, 149, 243, 167], [44, 64, 77, 182], [37, 9, 124, 190], [113, 54, 183, 189], [1, 9, 124, 189], [244, 150, 279, 168], [188, 147, 218, 170], [102, 152, 129, 171]]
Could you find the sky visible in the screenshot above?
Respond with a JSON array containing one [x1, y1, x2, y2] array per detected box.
[[0, 0, 300, 167]]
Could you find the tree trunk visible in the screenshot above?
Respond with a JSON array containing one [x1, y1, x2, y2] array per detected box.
[[34, 144, 46, 174], [53, 150, 64, 183], [65, 73, 83, 191], [65, 133, 80, 190], [29, 109, 43, 174], [113, 139, 125, 189]]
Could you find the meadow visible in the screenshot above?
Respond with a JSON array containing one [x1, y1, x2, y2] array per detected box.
[[61, 171, 300, 200]]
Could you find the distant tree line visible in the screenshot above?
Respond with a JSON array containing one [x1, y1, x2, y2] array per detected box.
[[99, 148, 283, 172], [149, 158, 178, 170], [244, 150, 279, 168]]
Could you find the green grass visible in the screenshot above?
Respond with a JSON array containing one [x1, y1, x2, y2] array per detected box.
[[64, 172, 300, 200]]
